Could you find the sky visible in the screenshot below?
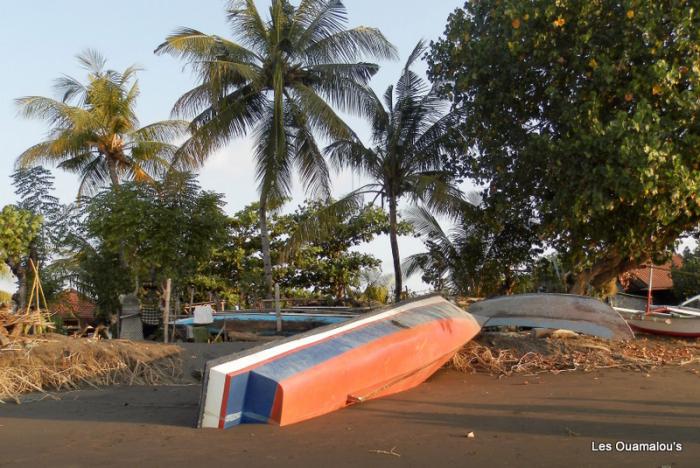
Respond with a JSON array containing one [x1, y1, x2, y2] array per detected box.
[[0, 0, 467, 294]]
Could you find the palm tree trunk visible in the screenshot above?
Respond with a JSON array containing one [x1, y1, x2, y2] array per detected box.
[[106, 157, 120, 190], [259, 198, 274, 300], [388, 196, 402, 303]]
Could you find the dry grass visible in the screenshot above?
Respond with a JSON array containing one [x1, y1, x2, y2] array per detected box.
[[0, 307, 54, 346], [0, 334, 182, 403], [451, 332, 700, 376]]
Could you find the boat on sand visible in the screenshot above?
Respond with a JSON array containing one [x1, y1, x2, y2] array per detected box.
[[469, 293, 635, 341], [198, 295, 479, 428], [614, 295, 700, 337]]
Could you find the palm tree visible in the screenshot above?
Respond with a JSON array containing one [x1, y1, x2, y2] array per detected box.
[[402, 203, 478, 296], [320, 41, 464, 302], [16, 50, 188, 196], [403, 191, 538, 297], [155, 0, 396, 298]]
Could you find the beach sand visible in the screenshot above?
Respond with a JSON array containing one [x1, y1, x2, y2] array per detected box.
[[0, 342, 698, 467]]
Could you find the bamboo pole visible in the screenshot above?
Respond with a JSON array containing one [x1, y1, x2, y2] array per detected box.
[[646, 265, 654, 315], [163, 279, 172, 343]]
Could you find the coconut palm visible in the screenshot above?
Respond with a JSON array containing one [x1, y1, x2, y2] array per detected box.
[[403, 191, 539, 297], [401, 204, 479, 296], [155, 0, 396, 298], [16, 50, 188, 196], [316, 41, 464, 302]]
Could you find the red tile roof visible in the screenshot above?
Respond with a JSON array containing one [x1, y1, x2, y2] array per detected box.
[[621, 255, 682, 291], [51, 289, 96, 320]]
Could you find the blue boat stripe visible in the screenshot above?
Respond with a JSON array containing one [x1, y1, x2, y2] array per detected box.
[[251, 305, 457, 382], [221, 302, 467, 424]]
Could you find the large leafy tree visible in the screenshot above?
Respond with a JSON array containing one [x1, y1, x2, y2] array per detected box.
[[16, 50, 188, 195], [321, 41, 464, 302], [156, 0, 396, 298], [428, 0, 700, 295]]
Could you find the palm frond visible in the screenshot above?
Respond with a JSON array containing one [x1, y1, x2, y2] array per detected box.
[[155, 27, 260, 64], [303, 26, 397, 64], [293, 0, 347, 50], [54, 74, 88, 104], [287, 99, 331, 198], [254, 102, 294, 202], [226, 0, 269, 55], [76, 49, 107, 74], [130, 120, 189, 143], [401, 252, 432, 279], [174, 86, 268, 169], [283, 186, 372, 258], [290, 83, 355, 141]]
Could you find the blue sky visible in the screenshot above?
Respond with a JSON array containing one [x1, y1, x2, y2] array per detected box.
[[0, 0, 467, 293]]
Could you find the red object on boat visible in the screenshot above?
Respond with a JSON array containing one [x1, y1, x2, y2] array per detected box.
[[197, 295, 480, 428]]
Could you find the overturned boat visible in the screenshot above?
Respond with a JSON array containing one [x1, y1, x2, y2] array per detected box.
[[198, 295, 480, 428], [469, 293, 635, 341]]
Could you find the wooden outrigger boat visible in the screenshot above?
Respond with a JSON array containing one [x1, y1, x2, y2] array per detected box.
[[614, 295, 700, 337], [198, 295, 480, 428]]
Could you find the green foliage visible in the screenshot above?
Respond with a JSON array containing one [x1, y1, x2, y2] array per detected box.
[[403, 197, 540, 296], [206, 200, 394, 306], [428, 0, 700, 293], [11, 166, 67, 304], [47, 204, 132, 318], [0, 205, 42, 267], [515, 255, 568, 295], [359, 268, 392, 305], [672, 246, 700, 300], [16, 50, 188, 195], [280, 201, 406, 299], [84, 172, 229, 295]]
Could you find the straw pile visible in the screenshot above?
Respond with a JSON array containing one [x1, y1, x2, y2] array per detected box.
[[0, 334, 182, 403], [0, 307, 54, 347], [451, 332, 700, 376]]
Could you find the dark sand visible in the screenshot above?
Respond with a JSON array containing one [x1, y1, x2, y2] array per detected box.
[[0, 342, 698, 467]]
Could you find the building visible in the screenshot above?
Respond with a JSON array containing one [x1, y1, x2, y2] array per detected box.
[[50, 289, 97, 332], [616, 255, 682, 308]]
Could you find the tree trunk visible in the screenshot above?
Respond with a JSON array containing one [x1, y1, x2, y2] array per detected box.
[[388, 196, 402, 303], [106, 157, 120, 189], [6, 258, 26, 311], [259, 198, 274, 299], [16, 264, 27, 311], [566, 252, 644, 297]]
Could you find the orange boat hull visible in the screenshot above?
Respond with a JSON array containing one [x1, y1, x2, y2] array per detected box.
[[198, 295, 480, 428]]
